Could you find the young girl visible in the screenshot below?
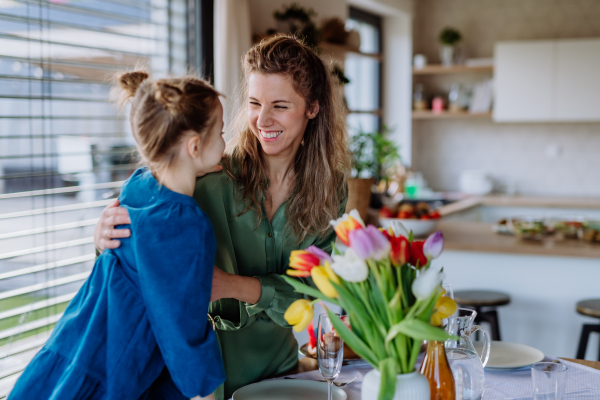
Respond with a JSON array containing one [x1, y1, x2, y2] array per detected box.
[[9, 71, 226, 400]]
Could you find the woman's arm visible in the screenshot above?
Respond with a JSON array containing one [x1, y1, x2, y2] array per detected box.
[[96, 209, 260, 305], [94, 200, 131, 252], [210, 266, 261, 304]]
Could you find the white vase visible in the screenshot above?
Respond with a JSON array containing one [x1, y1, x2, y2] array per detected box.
[[440, 44, 455, 66], [361, 369, 430, 400]]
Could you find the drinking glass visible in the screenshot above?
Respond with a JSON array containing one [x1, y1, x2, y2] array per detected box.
[[317, 313, 344, 400], [442, 283, 454, 300], [531, 362, 568, 400]]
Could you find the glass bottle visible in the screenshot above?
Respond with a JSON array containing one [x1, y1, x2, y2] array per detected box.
[[420, 340, 456, 400]]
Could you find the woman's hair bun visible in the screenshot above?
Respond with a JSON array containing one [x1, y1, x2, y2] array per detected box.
[[118, 71, 150, 99], [154, 82, 183, 116]]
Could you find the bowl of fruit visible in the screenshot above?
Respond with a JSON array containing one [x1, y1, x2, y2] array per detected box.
[[379, 202, 442, 238]]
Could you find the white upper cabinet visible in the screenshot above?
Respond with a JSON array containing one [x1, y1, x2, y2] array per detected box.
[[555, 39, 600, 121], [494, 41, 555, 122], [493, 38, 600, 122]]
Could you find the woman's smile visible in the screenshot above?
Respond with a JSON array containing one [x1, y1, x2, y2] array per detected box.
[[259, 129, 283, 141]]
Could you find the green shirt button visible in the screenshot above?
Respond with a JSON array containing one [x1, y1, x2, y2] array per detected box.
[[268, 232, 273, 237]]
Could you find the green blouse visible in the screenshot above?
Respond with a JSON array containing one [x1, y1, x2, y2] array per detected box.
[[194, 171, 346, 400]]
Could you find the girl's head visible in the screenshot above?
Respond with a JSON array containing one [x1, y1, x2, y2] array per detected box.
[[227, 35, 350, 241], [115, 71, 224, 176]]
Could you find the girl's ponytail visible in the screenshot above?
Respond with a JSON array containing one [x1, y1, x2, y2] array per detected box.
[[153, 82, 184, 117], [115, 70, 150, 106]]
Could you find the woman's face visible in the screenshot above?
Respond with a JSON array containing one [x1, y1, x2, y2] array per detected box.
[[248, 72, 318, 158]]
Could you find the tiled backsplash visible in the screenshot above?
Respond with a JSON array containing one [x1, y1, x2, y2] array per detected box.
[[412, 121, 600, 196], [411, 0, 600, 197]]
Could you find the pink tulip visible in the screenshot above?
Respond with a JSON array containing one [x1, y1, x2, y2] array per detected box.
[[306, 245, 333, 263], [349, 225, 391, 261], [423, 231, 444, 260]]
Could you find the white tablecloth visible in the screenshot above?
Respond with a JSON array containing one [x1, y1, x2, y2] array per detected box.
[[273, 356, 600, 400]]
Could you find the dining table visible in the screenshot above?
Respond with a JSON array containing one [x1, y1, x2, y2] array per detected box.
[[260, 355, 600, 400]]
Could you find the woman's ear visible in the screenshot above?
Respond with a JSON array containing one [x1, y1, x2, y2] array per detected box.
[[306, 101, 319, 119]]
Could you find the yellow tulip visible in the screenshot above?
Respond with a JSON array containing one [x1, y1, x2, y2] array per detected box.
[[430, 296, 458, 327], [311, 265, 339, 298], [323, 261, 340, 284], [284, 299, 314, 332]]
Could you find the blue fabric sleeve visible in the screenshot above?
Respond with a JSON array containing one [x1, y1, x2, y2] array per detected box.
[[135, 204, 225, 398]]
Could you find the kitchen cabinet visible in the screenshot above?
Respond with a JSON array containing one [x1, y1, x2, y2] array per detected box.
[[494, 38, 600, 123], [556, 39, 600, 121], [494, 41, 555, 122]]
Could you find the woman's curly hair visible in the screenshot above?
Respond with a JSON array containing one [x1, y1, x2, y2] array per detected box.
[[225, 34, 350, 242]]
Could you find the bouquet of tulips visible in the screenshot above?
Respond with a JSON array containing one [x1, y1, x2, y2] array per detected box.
[[283, 210, 457, 400]]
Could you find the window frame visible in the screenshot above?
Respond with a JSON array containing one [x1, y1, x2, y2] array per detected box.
[[347, 6, 383, 132]]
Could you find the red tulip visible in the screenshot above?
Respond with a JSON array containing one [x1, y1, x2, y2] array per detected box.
[[287, 250, 320, 277], [389, 234, 411, 267], [410, 241, 428, 268], [307, 319, 317, 348]]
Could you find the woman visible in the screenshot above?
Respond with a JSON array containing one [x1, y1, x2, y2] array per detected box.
[[94, 35, 350, 399]]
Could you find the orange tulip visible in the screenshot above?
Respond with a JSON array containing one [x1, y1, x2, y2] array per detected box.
[[287, 250, 320, 277], [330, 209, 364, 246]]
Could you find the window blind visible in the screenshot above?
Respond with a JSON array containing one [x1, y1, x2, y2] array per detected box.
[[0, 0, 187, 395]]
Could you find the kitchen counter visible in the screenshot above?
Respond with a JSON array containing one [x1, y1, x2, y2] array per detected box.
[[437, 195, 600, 259], [439, 221, 600, 259], [440, 195, 600, 216]]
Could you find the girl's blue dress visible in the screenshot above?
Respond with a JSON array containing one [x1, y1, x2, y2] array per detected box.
[[9, 168, 225, 400]]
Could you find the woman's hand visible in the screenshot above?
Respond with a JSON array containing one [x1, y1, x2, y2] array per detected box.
[[211, 266, 261, 304], [94, 199, 131, 253], [196, 163, 223, 178]]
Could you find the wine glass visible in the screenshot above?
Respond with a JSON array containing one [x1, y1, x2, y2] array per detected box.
[[442, 283, 454, 299], [317, 313, 344, 400]]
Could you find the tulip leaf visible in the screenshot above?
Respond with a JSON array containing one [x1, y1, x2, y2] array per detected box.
[[385, 318, 456, 345], [331, 241, 342, 255], [378, 358, 398, 400], [326, 309, 378, 367], [282, 276, 339, 306]]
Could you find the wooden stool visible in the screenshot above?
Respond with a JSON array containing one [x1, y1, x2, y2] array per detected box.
[[454, 290, 511, 341], [576, 299, 600, 361]]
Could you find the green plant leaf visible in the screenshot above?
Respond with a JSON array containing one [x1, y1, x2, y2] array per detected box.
[[282, 276, 339, 306], [326, 309, 379, 367], [385, 318, 457, 344], [377, 358, 398, 400]]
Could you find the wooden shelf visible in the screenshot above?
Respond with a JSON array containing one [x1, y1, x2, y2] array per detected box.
[[348, 109, 383, 116], [412, 111, 492, 120], [412, 65, 493, 75], [319, 42, 382, 61]]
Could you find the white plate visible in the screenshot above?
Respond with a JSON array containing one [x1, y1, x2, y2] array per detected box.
[[473, 340, 545, 370], [379, 218, 438, 237], [232, 379, 348, 400]]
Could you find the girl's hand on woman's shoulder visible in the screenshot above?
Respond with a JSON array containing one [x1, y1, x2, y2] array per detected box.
[[94, 199, 131, 252]]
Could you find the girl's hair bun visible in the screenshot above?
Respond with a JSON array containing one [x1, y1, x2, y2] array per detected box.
[[154, 82, 183, 116], [118, 71, 150, 99]]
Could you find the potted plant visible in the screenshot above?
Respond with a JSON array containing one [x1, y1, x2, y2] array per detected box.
[[347, 127, 402, 221], [439, 27, 462, 66], [283, 216, 458, 400], [273, 3, 321, 48]]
